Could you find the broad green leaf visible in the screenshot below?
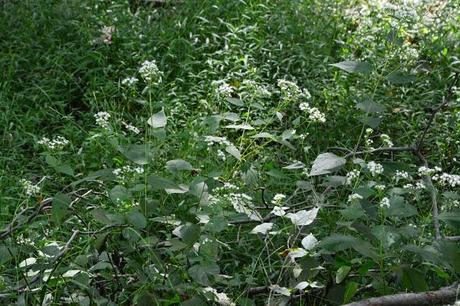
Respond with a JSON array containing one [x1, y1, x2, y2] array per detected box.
[[147, 108, 167, 128], [343, 282, 359, 304], [225, 144, 241, 160], [127, 210, 147, 229], [387, 196, 417, 217], [358, 115, 381, 128], [226, 97, 244, 107], [331, 61, 372, 74], [356, 100, 385, 113], [188, 261, 220, 285], [387, 71, 416, 84], [251, 132, 274, 139], [309, 153, 346, 176], [401, 267, 428, 292], [336, 266, 351, 284], [340, 203, 366, 220], [166, 159, 193, 172], [109, 185, 132, 203], [181, 224, 201, 245], [225, 123, 254, 130], [438, 209, 460, 227], [52, 192, 70, 223], [147, 175, 176, 190], [319, 234, 378, 259], [283, 161, 305, 170], [165, 184, 189, 194], [118, 144, 153, 165]]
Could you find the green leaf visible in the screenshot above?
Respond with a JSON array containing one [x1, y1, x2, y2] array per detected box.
[[320, 234, 378, 259], [109, 185, 132, 203], [127, 211, 147, 229], [119, 144, 153, 165], [387, 71, 416, 84], [225, 123, 254, 130], [45, 155, 74, 176], [226, 97, 244, 107], [91, 209, 112, 225], [181, 224, 201, 245], [387, 196, 417, 217], [309, 153, 346, 176], [401, 267, 428, 292], [147, 175, 176, 190], [331, 61, 372, 74], [52, 193, 70, 223], [358, 115, 381, 128], [188, 261, 220, 285], [147, 108, 167, 128], [438, 209, 460, 227], [166, 159, 193, 172], [225, 144, 241, 160], [336, 266, 351, 284], [340, 203, 365, 220], [343, 281, 359, 304], [356, 100, 385, 113]]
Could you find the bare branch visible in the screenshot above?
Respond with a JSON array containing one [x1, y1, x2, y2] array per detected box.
[[344, 282, 459, 306], [416, 72, 460, 151]]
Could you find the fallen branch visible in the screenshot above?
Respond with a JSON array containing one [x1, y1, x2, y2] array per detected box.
[[344, 282, 459, 306]]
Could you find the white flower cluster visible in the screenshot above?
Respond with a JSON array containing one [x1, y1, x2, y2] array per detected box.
[[346, 169, 360, 185], [395, 170, 411, 180], [94, 112, 110, 129], [277, 79, 311, 100], [380, 134, 393, 147], [100, 26, 115, 45], [403, 180, 426, 190], [16, 234, 35, 246], [210, 183, 261, 221], [20, 179, 41, 196], [139, 60, 163, 84], [367, 161, 384, 176], [241, 80, 271, 98], [379, 197, 390, 208], [374, 184, 386, 191], [122, 122, 140, 134], [37, 136, 70, 150], [365, 128, 374, 148], [299, 103, 326, 123], [271, 193, 286, 205], [112, 165, 144, 181], [121, 77, 138, 86], [432, 173, 460, 188], [211, 80, 235, 98], [202, 287, 235, 306], [417, 166, 441, 176], [204, 136, 231, 147], [348, 193, 363, 203]]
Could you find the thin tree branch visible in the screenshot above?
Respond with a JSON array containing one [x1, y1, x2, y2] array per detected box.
[[416, 72, 460, 151], [343, 282, 459, 306]]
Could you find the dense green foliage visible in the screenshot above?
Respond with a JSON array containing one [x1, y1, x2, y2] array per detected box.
[[1, 0, 460, 305]]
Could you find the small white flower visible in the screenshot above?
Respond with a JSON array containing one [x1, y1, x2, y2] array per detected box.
[[122, 122, 140, 134], [272, 193, 286, 205], [395, 170, 411, 181], [374, 184, 386, 191], [346, 169, 360, 185], [121, 77, 138, 86], [367, 161, 384, 176], [20, 179, 41, 196], [380, 134, 393, 147], [380, 197, 390, 208], [348, 193, 363, 202], [94, 112, 111, 129], [139, 60, 163, 84], [202, 287, 235, 306], [299, 102, 310, 111], [38, 136, 70, 150]]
